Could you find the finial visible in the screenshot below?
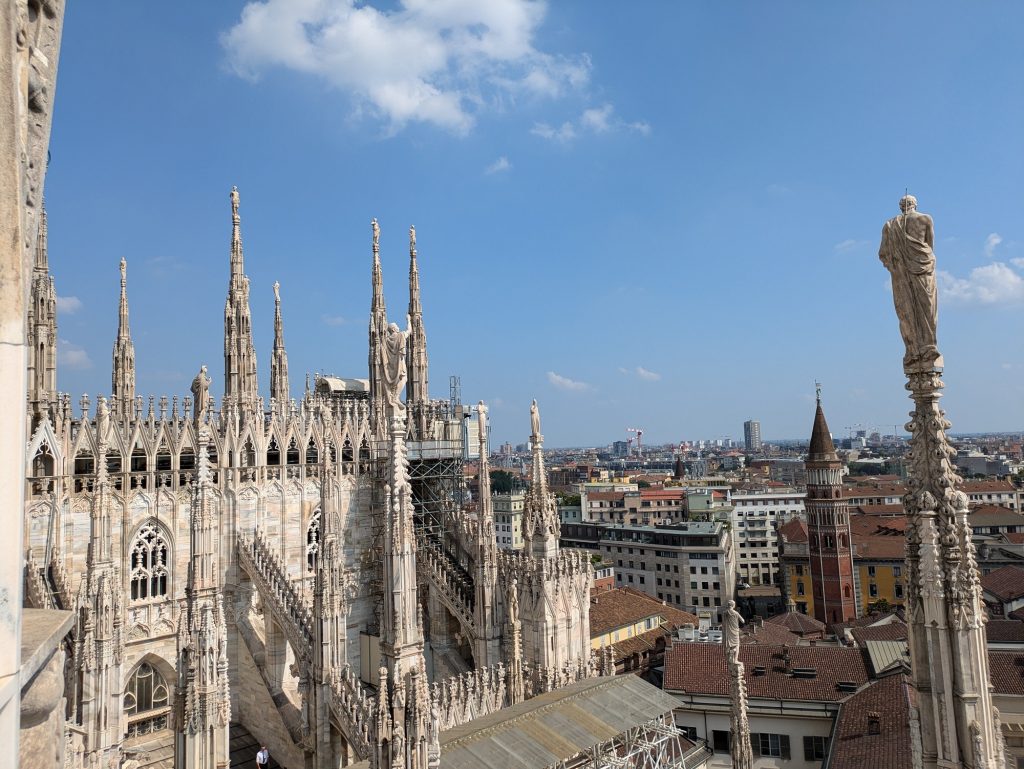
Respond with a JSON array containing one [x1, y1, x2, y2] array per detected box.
[[409, 225, 416, 254], [273, 281, 281, 303], [230, 186, 240, 222], [119, 257, 127, 285], [815, 380, 822, 405], [372, 218, 380, 254]]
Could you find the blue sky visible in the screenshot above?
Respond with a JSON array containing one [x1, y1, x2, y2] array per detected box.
[[45, 2, 1024, 447]]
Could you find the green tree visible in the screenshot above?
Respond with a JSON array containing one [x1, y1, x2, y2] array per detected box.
[[866, 598, 891, 614], [490, 470, 517, 494]]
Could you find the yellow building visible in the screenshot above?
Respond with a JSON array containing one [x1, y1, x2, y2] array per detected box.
[[779, 515, 906, 617]]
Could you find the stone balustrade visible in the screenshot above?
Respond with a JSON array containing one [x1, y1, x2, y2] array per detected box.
[[237, 530, 314, 651]]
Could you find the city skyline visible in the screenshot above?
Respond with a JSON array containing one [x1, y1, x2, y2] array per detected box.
[[43, 2, 1024, 447]]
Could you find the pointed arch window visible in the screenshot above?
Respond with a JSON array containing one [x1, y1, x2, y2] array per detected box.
[[306, 438, 319, 465], [242, 438, 256, 468], [130, 522, 170, 602], [32, 443, 54, 478], [341, 439, 354, 463], [267, 436, 281, 465], [307, 507, 322, 571], [286, 438, 300, 465], [124, 661, 170, 737]]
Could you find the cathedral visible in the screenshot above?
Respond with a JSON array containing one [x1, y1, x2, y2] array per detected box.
[[21, 188, 604, 768]]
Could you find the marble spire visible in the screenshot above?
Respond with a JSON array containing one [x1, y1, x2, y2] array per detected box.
[[223, 186, 259, 417], [74, 396, 125, 768], [175, 433, 231, 769], [523, 399, 559, 558], [406, 225, 429, 436], [27, 204, 57, 423], [112, 257, 136, 422], [368, 218, 389, 436], [473, 402, 501, 667], [270, 281, 289, 409], [724, 601, 753, 769], [881, 197, 1003, 769]]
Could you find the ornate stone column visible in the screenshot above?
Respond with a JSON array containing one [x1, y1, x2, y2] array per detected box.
[[880, 196, 1004, 769]]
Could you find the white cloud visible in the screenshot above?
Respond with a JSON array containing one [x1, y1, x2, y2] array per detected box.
[[56, 295, 82, 314], [985, 232, 1003, 258], [321, 314, 348, 326], [223, 0, 590, 134], [635, 366, 661, 381], [484, 156, 511, 174], [531, 121, 576, 142], [546, 370, 589, 392], [833, 239, 861, 253], [58, 339, 92, 370], [939, 262, 1024, 306], [534, 102, 649, 143]]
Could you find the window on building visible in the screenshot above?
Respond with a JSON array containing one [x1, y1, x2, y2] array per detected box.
[[895, 583, 904, 599], [679, 726, 698, 741], [869, 583, 878, 597], [639, 575, 645, 585], [752, 733, 790, 759], [804, 736, 829, 761], [701, 582, 709, 590], [712, 731, 730, 753], [124, 662, 170, 738], [628, 575, 634, 583], [868, 566, 876, 577], [795, 564, 804, 576], [306, 508, 321, 571], [893, 566, 902, 577], [797, 582, 805, 596], [690, 581, 697, 590], [130, 522, 170, 601]]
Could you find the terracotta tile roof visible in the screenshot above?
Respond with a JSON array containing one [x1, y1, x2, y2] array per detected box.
[[741, 621, 801, 647], [988, 651, 1024, 695], [766, 610, 826, 635], [663, 643, 870, 701], [589, 587, 697, 637], [851, 516, 908, 560], [970, 506, 1024, 526], [963, 479, 1018, 493], [829, 674, 916, 769], [985, 619, 1024, 643], [778, 517, 808, 543], [849, 623, 909, 646], [981, 565, 1024, 603], [1006, 533, 1024, 544], [1009, 607, 1024, 622], [586, 491, 625, 502], [852, 504, 906, 517], [610, 626, 666, 662]]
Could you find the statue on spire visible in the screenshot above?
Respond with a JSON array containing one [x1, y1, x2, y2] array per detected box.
[[191, 365, 211, 421], [380, 319, 410, 415], [879, 194, 942, 373], [372, 218, 380, 253], [530, 399, 541, 439], [230, 185, 240, 224]]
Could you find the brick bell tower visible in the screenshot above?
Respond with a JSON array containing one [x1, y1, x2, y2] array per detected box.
[[805, 385, 857, 625]]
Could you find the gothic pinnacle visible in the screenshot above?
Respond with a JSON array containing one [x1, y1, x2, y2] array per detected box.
[[230, 185, 243, 276], [112, 257, 136, 420], [35, 201, 48, 270], [271, 281, 290, 409]]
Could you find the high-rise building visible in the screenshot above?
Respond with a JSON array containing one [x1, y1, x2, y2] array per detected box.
[[804, 393, 857, 625], [743, 419, 762, 452]]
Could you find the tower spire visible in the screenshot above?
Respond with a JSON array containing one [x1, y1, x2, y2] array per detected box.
[[368, 218, 389, 436], [523, 399, 559, 558], [112, 258, 136, 422], [473, 402, 501, 666], [27, 203, 57, 424], [406, 225, 429, 437], [223, 186, 259, 417], [270, 281, 289, 409]]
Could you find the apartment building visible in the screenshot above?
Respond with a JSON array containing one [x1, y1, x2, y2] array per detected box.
[[493, 491, 525, 550], [731, 490, 805, 587], [595, 520, 735, 623]]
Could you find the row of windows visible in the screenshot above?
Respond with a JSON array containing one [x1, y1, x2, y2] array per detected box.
[[710, 731, 826, 760]]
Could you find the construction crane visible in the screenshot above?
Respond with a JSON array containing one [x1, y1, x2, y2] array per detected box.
[[627, 427, 644, 457]]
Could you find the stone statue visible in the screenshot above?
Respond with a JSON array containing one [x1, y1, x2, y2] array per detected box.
[[506, 579, 519, 626], [380, 319, 410, 413], [724, 600, 744, 666], [530, 399, 540, 437], [372, 218, 380, 252], [191, 365, 211, 419], [879, 195, 943, 373], [478, 401, 488, 437]]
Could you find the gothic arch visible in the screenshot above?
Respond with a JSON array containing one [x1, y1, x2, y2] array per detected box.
[[123, 654, 175, 739], [307, 507, 322, 571], [128, 519, 173, 603]]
